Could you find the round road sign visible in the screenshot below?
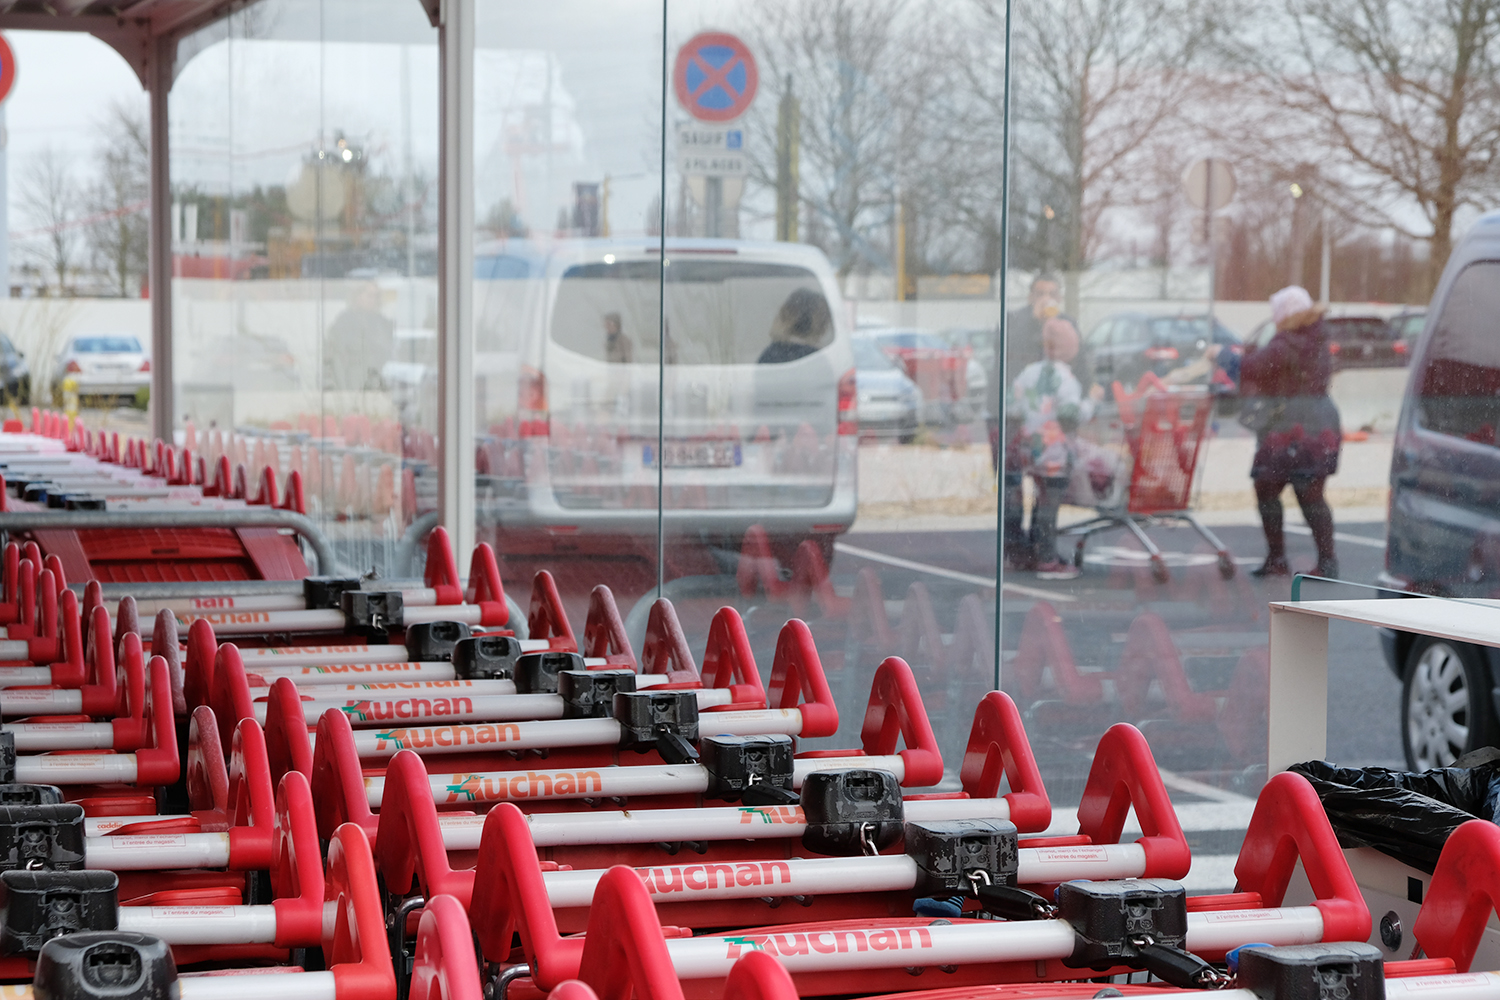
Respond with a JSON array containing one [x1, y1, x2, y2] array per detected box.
[[0, 35, 17, 106], [673, 31, 758, 122], [1182, 158, 1236, 211]]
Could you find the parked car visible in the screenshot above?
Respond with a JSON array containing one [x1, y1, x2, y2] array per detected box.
[[1085, 313, 1241, 388], [53, 334, 150, 404], [1379, 210, 1500, 768], [0, 335, 30, 405], [852, 336, 920, 442], [471, 238, 857, 562], [1390, 310, 1426, 361], [858, 327, 981, 424], [1246, 313, 1406, 369]]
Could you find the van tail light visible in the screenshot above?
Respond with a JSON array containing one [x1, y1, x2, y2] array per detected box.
[[138, 359, 151, 372], [838, 368, 858, 436], [1328, 342, 1341, 355], [64, 360, 82, 374], [1143, 346, 1179, 362], [1393, 341, 1408, 355], [518, 366, 549, 438]]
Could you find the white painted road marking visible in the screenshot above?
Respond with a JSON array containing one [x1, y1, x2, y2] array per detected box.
[[834, 542, 1079, 603]]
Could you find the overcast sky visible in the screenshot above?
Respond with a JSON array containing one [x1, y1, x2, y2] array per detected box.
[[2, 0, 740, 247]]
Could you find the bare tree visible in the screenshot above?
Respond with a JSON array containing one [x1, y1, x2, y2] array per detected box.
[[739, 0, 911, 277], [84, 103, 150, 298], [987, 0, 1214, 312], [20, 148, 78, 296], [1232, 0, 1500, 290]]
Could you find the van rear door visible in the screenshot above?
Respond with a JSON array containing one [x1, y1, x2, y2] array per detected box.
[[1390, 260, 1500, 590], [541, 254, 842, 511]]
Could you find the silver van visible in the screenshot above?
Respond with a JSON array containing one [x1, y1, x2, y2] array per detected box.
[[473, 238, 858, 560], [1381, 210, 1500, 767]]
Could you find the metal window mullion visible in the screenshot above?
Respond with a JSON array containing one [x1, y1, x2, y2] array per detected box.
[[437, 0, 477, 562], [148, 33, 175, 443]]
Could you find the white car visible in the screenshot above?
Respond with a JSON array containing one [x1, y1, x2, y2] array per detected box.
[[55, 334, 150, 403]]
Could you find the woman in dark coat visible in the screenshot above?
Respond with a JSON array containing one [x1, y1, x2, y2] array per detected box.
[[1236, 285, 1342, 578]]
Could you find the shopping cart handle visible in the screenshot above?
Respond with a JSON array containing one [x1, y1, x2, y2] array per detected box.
[[696, 608, 766, 710], [262, 678, 313, 783], [151, 609, 186, 716], [311, 707, 377, 842], [423, 526, 465, 606], [462, 542, 508, 627], [374, 750, 474, 906], [582, 585, 635, 668], [1073, 723, 1190, 880], [723, 950, 799, 1000], [184, 705, 230, 829], [1412, 819, 1500, 972], [529, 570, 578, 653], [573, 866, 684, 1000], [1233, 771, 1369, 944], [270, 769, 327, 947], [225, 716, 278, 869], [765, 620, 837, 738], [470, 802, 583, 985], [641, 599, 699, 685], [856, 657, 943, 788], [958, 691, 1052, 832], [409, 894, 486, 1000], [325, 822, 399, 1000], [183, 619, 219, 713]]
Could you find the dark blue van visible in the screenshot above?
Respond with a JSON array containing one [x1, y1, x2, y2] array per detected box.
[[1382, 210, 1500, 768]]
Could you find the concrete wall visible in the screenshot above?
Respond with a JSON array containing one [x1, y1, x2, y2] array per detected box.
[[0, 298, 150, 392], [853, 297, 1413, 339]]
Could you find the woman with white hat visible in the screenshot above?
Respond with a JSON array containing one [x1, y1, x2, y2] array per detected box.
[[1235, 285, 1342, 578]]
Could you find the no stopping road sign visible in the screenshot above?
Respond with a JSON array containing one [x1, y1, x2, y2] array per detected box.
[[673, 31, 758, 122]]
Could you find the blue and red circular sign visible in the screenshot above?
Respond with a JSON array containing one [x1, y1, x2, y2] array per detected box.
[[673, 31, 758, 122], [0, 35, 16, 106]]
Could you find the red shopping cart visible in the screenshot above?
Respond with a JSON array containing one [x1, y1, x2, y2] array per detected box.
[[1060, 381, 1233, 583]]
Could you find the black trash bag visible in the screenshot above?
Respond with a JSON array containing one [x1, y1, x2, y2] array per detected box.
[[1289, 747, 1500, 873]]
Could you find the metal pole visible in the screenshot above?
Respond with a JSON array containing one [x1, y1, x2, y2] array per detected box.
[[1205, 158, 1216, 334], [655, 0, 667, 599], [1319, 201, 1331, 303], [0, 105, 8, 300], [992, 0, 1015, 692], [437, 0, 476, 561], [147, 34, 175, 444]]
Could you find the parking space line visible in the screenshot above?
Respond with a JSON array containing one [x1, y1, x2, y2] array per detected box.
[[1285, 525, 1386, 549], [1157, 768, 1256, 804], [833, 542, 1078, 602]]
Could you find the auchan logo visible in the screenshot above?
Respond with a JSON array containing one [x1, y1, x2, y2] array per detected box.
[[296, 663, 423, 676], [442, 770, 603, 803], [723, 927, 933, 960], [336, 696, 474, 722], [178, 611, 272, 626], [640, 861, 791, 895], [737, 806, 804, 825], [374, 723, 520, 751], [344, 681, 474, 691]]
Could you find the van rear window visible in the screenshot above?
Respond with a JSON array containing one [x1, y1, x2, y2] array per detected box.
[[1417, 262, 1500, 444], [548, 259, 832, 365]]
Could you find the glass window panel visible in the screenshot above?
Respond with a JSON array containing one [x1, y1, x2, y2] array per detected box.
[[172, 0, 437, 575], [1416, 262, 1500, 444]]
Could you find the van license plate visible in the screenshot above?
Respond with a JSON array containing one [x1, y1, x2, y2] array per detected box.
[[645, 442, 742, 468]]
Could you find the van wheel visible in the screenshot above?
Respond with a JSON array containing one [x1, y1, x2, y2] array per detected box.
[[1402, 638, 1494, 769]]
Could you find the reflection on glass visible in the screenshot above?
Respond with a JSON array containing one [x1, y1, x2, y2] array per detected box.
[[170, 0, 438, 575]]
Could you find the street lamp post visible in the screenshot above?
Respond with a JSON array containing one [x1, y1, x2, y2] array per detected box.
[[1290, 183, 1331, 303]]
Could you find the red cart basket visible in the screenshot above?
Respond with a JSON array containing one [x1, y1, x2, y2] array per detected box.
[[1060, 382, 1233, 583]]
